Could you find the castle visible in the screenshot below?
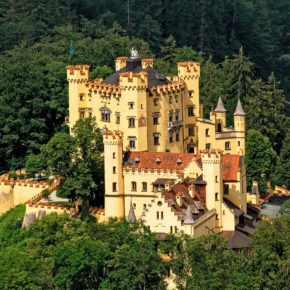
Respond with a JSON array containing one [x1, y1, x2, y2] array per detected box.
[[66, 51, 258, 245]]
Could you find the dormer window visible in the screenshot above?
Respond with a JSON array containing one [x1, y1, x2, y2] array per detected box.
[[156, 157, 161, 164], [177, 158, 182, 165], [135, 157, 140, 163]]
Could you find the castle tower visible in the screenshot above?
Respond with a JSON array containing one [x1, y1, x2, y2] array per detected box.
[[234, 98, 246, 154], [177, 62, 200, 117], [214, 96, 227, 132], [201, 150, 223, 232], [66, 65, 90, 133], [141, 59, 154, 69], [119, 69, 148, 151], [115, 57, 128, 71], [103, 130, 125, 218]]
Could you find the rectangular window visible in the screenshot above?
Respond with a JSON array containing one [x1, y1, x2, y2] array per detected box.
[[175, 111, 179, 121], [238, 141, 241, 146], [205, 128, 210, 137], [79, 94, 84, 101], [143, 204, 147, 209], [131, 182, 137, 192], [157, 211, 159, 219], [112, 182, 117, 192], [206, 143, 211, 150], [215, 193, 219, 201], [169, 130, 173, 143], [129, 137, 135, 149], [113, 152, 116, 159], [188, 107, 194, 116], [188, 125, 194, 136], [175, 226, 178, 233], [188, 91, 193, 98], [129, 118, 135, 128], [88, 109, 92, 117], [224, 184, 229, 195], [216, 214, 219, 220], [142, 182, 147, 192], [79, 109, 85, 120], [176, 129, 179, 142], [116, 114, 120, 124], [113, 167, 116, 174], [154, 133, 159, 145], [153, 98, 158, 106], [170, 226, 173, 233], [169, 112, 173, 122], [225, 142, 231, 150], [153, 114, 158, 125], [215, 176, 218, 183], [169, 96, 172, 104], [161, 211, 164, 219], [101, 110, 110, 122], [129, 102, 134, 109]]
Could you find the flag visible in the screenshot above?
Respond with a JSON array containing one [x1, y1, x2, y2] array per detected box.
[[70, 40, 73, 58]]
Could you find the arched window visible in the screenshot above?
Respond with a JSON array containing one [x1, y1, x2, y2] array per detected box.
[[129, 118, 135, 128], [169, 112, 172, 122], [131, 182, 137, 192], [175, 111, 179, 120]]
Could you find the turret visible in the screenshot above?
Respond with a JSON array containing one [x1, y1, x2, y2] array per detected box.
[[103, 130, 125, 218], [234, 98, 246, 131], [115, 57, 128, 71], [201, 149, 223, 232], [177, 62, 200, 117], [214, 96, 227, 132], [141, 59, 154, 69], [66, 65, 90, 133]]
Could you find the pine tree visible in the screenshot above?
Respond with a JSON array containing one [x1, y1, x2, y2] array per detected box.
[[279, 130, 290, 189]]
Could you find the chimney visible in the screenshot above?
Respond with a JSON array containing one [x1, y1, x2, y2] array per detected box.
[[188, 184, 195, 198], [165, 180, 173, 191]]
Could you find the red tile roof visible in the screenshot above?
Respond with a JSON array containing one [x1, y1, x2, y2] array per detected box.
[[222, 155, 241, 181], [124, 151, 200, 170]]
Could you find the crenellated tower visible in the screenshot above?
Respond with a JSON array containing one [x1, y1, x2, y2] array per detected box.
[[66, 65, 90, 133], [201, 149, 223, 232], [103, 130, 125, 218]]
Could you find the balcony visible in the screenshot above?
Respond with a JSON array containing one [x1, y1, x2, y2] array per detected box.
[[65, 116, 69, 124], [168, 120, 184, 129]]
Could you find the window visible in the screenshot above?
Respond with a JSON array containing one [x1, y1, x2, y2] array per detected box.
[[131, 182, 137, 192], [225, 142, 231, 150], [216, 214, 219, 220], [188, 125, 194, 136], [215, 176, 218, 183], [175, 95, 178, 103], [113, 152, 116, 159], [79, 109, 85, 120], [116, 113, 120, 124], [101, 110, 110, 122], [169, 112, 173, 122], [224, 184, 229, 195], [175, 226, 178, 233], [169, 130, 173, 143], [133, 203, 136, 209], [129, 102, 134, 109], [170, 226, 173, 233], [206, 143, 211, 150], [153, 114, 159, 125], [188, 90, 193, 98], [129, 118, 135, 128], [238, 141, 241, 147], [154, 133, 159, 145], [153, 98, 158, 106], [129, 137, 136, 149], [161, 211, 164, 219], [175, 111, 179, 121], [223, 210, 225, 215], [176, 129, 179, 142], [79, 94, 84, 101], [169, 96, 172, 104], [142, 182, 147, 192], [88, 109, 92, 117], [217, 123, 222, 132], [205, 128, 210, 137], [143, 204, 147, 209], [157, 201, 162, 206], [215, 193, 219, 201], [157, 211, 159, 219], [113, 167, 116, 174], [188, 107, 194, 116], [112, 182, 117, 192]]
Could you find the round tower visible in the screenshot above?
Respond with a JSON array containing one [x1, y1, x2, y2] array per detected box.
[[103, 130, 125, 218]]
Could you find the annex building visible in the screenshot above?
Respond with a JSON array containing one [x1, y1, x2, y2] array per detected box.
[[66, 51, 258, 246]]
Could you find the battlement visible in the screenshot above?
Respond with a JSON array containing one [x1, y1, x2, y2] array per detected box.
[[87, 82, 121, 96], [115, 57, 128, 71], [177, 62, 200, 78], [103, 130, 124, 144], [200, 149, 223, 163], [152, 80, 185, 95], [119, 71, 148, 90], [66, 65, 90, 82], [141, 59, 154, 69]]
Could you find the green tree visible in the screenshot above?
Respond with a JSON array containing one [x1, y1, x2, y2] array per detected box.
[[279, 129, 290, 189], [41, 117, 104, 216], [245, 129, 279, 193]]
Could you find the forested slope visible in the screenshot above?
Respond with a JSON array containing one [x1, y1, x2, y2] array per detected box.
[[0, 0, 289, 189]]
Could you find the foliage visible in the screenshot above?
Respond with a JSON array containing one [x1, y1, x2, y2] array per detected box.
[[279, 129, 290, 188], [245, 129, 279, 193]]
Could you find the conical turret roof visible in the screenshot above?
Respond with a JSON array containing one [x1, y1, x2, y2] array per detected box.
[[128, 200, 136, 221], [183, 205, 195, 224], [214, 96, 227, 112], [234, 98, 246, 116]]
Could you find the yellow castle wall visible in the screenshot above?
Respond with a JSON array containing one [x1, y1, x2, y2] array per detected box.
[[221, 202, 236, 231], [192, 209, 216, 237], [0, 183, 14, 216]]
